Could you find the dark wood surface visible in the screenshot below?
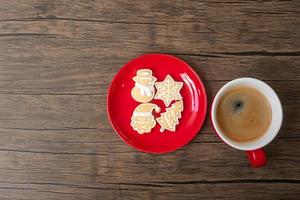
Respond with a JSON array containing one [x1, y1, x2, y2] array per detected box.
[[0, 0, 299, 199]]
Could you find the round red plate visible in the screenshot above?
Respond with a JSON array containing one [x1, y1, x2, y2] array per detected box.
[[107, 54, 207, 153]]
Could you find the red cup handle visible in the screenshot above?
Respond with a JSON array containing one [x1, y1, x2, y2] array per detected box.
[[246, 148, 267, 168]]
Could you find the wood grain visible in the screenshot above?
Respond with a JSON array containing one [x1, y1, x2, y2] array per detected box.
[[0, 0, 299, 199]]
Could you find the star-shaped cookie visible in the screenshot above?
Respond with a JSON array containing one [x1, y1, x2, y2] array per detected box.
[[154, 75, 183, 106]]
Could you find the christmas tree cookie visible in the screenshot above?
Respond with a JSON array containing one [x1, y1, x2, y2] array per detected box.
[[156, 100, 184, 132], [154, 75, 183, 106], [131, 69, 157, 103], [131, 103, 161, 134]]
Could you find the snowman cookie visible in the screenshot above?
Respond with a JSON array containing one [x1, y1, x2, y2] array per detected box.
[[131, 69, 157, 103], [131, 103, 161, 134]]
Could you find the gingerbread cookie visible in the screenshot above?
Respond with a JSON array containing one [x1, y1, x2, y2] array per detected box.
[[131, 103, 161, 134], [156, 100, 183, 132], [131, 69, 157, 103], [154, 75, 183, 106]]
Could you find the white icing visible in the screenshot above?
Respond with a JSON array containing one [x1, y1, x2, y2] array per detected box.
[[135, 82, 154, 97], [133, 111, 152, 117]]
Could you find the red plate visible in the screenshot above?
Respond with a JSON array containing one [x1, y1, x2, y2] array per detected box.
[[107, 54, 207, 153]]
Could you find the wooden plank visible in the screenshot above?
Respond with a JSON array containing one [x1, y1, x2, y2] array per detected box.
[[0, 134, 298, 182], [0, 181, 298, 200], [0, 39, 299, 94], [0, 17, 299, 54], [0, 82, 298, 130], [0, 52, 299, 94]]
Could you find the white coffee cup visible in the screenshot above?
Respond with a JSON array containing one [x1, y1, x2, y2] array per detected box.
[[211, 78, 283, 167]]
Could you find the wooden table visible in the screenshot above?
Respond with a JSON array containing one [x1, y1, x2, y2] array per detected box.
[[0, 1, 299, 199]]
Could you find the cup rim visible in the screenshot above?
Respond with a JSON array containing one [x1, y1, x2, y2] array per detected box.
[[211, 77, 283, 151]]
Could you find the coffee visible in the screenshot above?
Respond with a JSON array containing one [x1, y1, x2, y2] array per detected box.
[[216, 86, 272, 142]]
